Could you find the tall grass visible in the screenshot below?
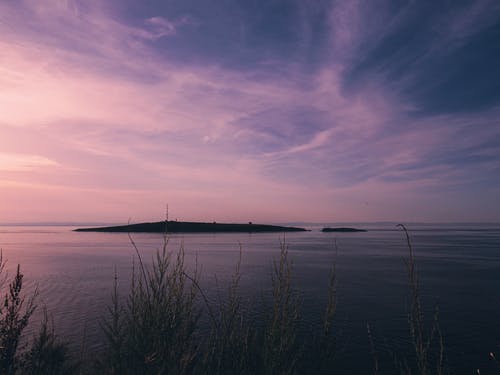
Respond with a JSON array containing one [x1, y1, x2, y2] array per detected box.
[[0, 252, 74, 375], [199, 246, 254, 375], [99, 237, 200, 375], [0, 261, 37, 374], [98, 236, 336, 375], [400, 224, 444, 375], [302, 256, 337, 375], [259, 240, 302, 375], [19, 310, 76, 375], [368, 225, 444, 375]]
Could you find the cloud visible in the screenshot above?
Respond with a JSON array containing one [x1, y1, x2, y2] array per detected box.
[[144, 17, 177, 38], [0, 153, 59, 172], [336, 0, 500, 114], [140, 16, 193, 40], [0, 0, 499, 222]]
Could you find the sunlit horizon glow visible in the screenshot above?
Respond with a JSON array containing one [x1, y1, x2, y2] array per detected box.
[[1, 0, 499, 224]]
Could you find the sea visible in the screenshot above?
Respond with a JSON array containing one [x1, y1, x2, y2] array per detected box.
[[0, 222, 499, 374]]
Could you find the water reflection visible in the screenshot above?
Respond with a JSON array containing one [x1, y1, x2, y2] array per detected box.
[[0, 224, 499, 373]]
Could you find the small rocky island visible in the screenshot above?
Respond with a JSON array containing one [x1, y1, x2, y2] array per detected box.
[[321, 227, 367, 232], [75, 221, 307, 233]]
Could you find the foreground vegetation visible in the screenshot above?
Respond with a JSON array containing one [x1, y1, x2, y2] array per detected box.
[[0, 226, 496, 374]]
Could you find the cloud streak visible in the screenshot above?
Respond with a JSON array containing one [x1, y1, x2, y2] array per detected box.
[[0, 0, 499, 223]]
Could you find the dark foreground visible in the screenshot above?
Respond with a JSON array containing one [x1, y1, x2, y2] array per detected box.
[[2, 224, 499, 374], [75, 220, 307, 233]]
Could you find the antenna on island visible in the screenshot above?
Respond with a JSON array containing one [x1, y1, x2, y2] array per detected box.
[[165, 203, 169, 234]]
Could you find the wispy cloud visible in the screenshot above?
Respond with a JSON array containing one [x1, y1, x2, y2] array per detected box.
[[141, 16, 193, 40], [0, 0, 499, 222], [0, 153, 59, 172]]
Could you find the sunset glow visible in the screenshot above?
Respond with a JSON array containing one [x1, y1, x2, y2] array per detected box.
[[1, 0, 499, 223]]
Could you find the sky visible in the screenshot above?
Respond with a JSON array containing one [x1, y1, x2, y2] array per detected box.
[[0, 0, 499, 224]]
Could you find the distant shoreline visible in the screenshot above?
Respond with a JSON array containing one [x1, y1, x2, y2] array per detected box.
[[74, 220, 308, 233], [321, 227, 367, 232]]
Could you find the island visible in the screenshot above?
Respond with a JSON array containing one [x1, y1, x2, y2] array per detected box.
[[321, 227, 367, 232], [75, 220, 307, 233]]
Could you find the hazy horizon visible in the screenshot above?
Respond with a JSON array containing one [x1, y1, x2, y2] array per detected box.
[[1, 1, 499, 223], [2, 220, 500, 227]]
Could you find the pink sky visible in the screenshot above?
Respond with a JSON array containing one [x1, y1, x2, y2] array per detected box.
[[1, 0, 499, 224]]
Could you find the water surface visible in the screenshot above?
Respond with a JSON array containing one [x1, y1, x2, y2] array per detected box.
[[0, 223, 499, 373]]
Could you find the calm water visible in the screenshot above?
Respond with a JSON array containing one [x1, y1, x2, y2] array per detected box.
[[0, 223, 499, 374]]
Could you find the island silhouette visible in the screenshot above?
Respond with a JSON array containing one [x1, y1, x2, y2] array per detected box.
[[75, 220, 307, 233]]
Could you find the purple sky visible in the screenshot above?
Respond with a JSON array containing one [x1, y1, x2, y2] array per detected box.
[[1, 0, 499, 223]]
